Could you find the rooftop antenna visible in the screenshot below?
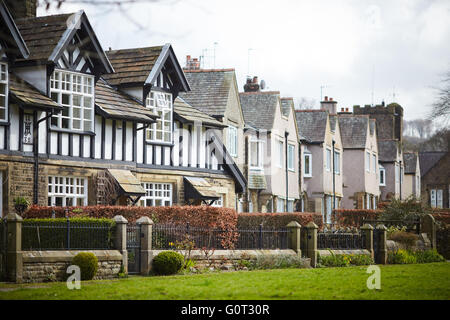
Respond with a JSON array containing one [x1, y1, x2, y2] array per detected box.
[[371, 63, 375, 106], [213, 42, 218, 69], [247, 48, 254, 76], [320, 85, 330, 101]]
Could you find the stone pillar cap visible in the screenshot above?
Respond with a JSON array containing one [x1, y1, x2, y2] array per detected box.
[[286, 221, 301, 228], [305, 221, 318, 229], [375, 224, 387, 230], [137, 216, 154, 225], [6, 212, 23, 222], [113, 215, 128, 224], [361, 224, 374, 230]]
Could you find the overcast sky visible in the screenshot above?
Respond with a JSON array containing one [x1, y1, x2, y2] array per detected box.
[[39, 0, 450, 121]]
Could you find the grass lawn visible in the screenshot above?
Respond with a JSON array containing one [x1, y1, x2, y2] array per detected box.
[[0, 263, 449, 300]]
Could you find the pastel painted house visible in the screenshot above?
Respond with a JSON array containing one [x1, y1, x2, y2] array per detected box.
[[295, 98, 343, 224], [239, 80, 300, 213], [337, 114, 380, 209]]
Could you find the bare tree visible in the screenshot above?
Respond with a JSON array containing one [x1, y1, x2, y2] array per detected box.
[[295, 97, 316, 110], [430, 71, 450, 123], [403, 119, 434, 139]]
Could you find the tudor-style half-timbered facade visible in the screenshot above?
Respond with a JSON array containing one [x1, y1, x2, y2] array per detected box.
[[0, 2, 246, 216]]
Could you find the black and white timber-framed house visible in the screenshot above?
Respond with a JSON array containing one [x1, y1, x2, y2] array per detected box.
[[0, 0, 246, 216]]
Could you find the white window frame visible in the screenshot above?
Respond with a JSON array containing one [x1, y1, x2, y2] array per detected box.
[[276, 197, 286, 213], [366, 151, 371, 172], [277, 139, 284, 168], [326, 148, 331, 172], [436, 189, 443, 208], [249, 139, 264, 170], [304, 153, 312, 177], [141, 183, 172, 207], [333, 150, 340, 174], [0, 63, 8, 122], [287, 199, 294, 212], [287, 144, 295, 171], [48, 176, 88, 207], [211, 195, 224, 208], [379, 165, 386, 186], [146, 91, 173, 143], [430, 189, 437, 208], [50, 70, 94, 131], [372, 154, 377, 173], [227, 125, 238, 157]]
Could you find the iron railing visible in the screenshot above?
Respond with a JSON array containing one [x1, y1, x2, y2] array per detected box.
[[22, 220, 115, 251], [317, 232, 366, 250], [152, 223, 289, 250]]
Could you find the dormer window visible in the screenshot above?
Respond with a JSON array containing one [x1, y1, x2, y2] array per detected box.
[[146, 91, 172, 143], [50, 70, 94, 131], [0, 63, 8, 121]]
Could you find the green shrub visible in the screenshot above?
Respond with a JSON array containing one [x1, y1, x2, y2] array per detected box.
[[414, 249, 445, 263], [72, 252, 98, 280], [389, 231, 418, 249], [318, 252, 373, 267], [387, 249, 417, 264], [152, 251, 184, 275], [250, 254, 308, 270]]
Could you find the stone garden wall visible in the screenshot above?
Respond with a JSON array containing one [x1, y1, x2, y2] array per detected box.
[[22, 250, 122, 283]]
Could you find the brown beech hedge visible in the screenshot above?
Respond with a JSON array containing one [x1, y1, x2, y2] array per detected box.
[[237, 212, 323, 230]]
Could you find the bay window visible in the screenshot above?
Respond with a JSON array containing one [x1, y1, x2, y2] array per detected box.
[[249, 139, 264, 169], [48, 176, 87, 206], [372, 154, 377, 173], [326, 148, 331, 171], [141, 183, 172, 207], [277, 140, 283, 168], [366, 151, 371, 172], [287, 144, 295, 171], [50, 70, 94, 131], [146, 91, 173, 143], [0, 63, 7, 121], [333, 150, 340, 174]]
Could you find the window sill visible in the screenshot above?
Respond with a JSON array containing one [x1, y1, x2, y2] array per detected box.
[[145, 140, 174, 147], [288, 168, 295, 172], [304, 175, 312, 178], [49, 127, 96, 136], [0, 121, 9, 126]]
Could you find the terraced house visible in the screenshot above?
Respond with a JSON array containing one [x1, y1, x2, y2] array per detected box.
[[295, 98, 343, 224], [0, 0, 246, 216], [239, 78, 300, 213]]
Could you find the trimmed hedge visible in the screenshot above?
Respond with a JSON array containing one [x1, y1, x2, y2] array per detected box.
[[237, 212, 323, 230], [23, 205, 237, 231], [152, 251, 184, 275], [72, 252, 98, 280], [332, 209, 381, 228]]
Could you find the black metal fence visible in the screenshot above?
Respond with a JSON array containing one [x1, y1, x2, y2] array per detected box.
[[22, 220, 115, 251], [362, 218, 421, 234], [152, 223, 289, 250], [318, 232, 366, 250]]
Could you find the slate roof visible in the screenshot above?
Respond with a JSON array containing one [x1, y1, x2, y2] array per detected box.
[[103, 46, 163, 86], [8, 72, 62, 111], [179, 69, 235, 118], [280, 98, 293, 117], [173, 97, 226, 128], [14, 13, 72, 62], [338, 115, 369, 149], [95, 79, 157, 123], [295, 110, 328, 143], [248, 173, 267, 190], [403, 153, 418, 174], [378, 139, 399, 162], [0, 1, 29, 59], [239, 91, 280, 131], [419, 151, 447, 177]]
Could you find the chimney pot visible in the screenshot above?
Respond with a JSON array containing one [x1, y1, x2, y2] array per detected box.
[[330, 97, 333, 101], [324, 96, 328, 101], [346, 108, 349, 112]]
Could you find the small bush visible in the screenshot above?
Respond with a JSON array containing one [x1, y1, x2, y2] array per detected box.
[[72, 252, 98, 280], [348, 254, 374, 266], [250, 254, 308, 270], [152, 251, 184, 275], [414, 249, 445, 263], [387, 249, 417, 264], [389, 231, 418, 249]]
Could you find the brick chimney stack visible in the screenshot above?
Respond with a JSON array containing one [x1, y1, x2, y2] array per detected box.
[[4, 0, 37, 19], [243, 76, 260, 92], [321, 96, 338, 114], [185, 55, 201, 70]]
